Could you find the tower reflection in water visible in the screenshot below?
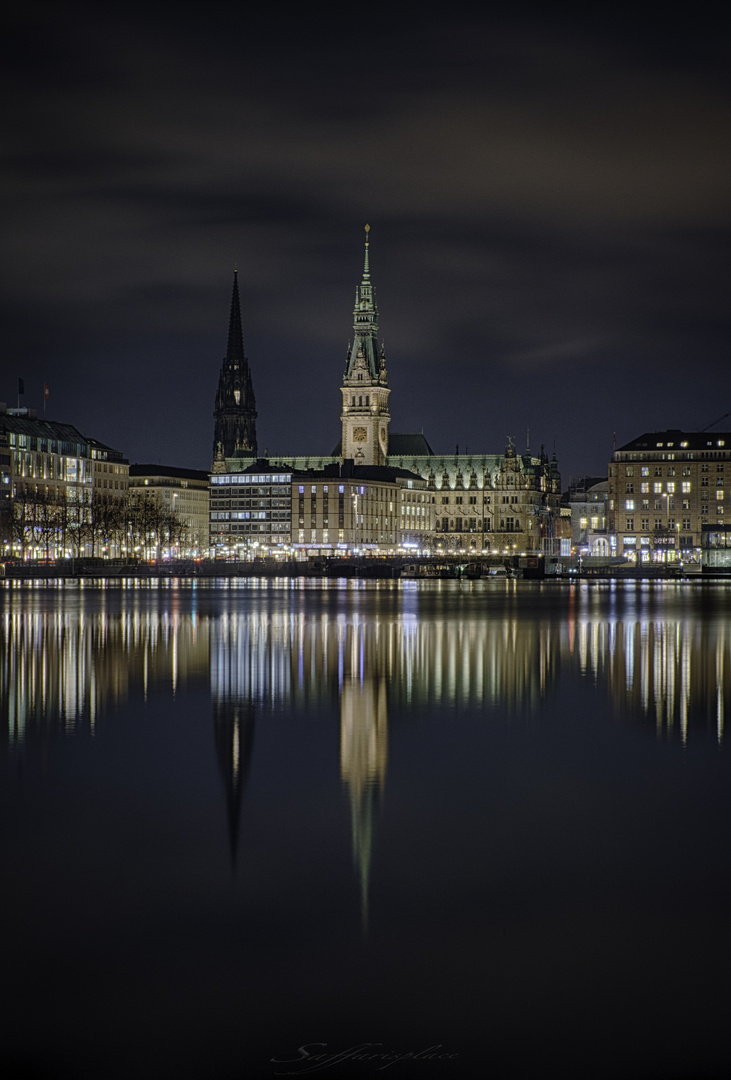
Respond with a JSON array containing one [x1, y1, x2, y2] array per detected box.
[[209, 612, 292, 867], [339, 622, 388, 929], [208, 610, 389, 910], [3, 590, 730, 873]]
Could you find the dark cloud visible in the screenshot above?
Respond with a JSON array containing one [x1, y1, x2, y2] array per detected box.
[[1, 5, 729, 478]]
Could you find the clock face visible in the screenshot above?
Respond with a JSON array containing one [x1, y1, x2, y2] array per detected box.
[[353, 426, 367, 443]]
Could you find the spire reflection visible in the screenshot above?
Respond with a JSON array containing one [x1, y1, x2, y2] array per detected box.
[[212, 700, 255, 867], [339, 623, 388, 931]]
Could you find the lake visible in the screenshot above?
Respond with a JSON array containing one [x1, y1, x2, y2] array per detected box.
[[2, 578, 731, 1080]]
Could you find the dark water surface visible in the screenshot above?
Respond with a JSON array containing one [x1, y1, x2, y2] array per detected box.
[[2, 578, 731, 1080]]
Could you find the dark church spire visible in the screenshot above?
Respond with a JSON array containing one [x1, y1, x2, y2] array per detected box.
[[213, 270, 258, 461], [227, 267, 245, 362]]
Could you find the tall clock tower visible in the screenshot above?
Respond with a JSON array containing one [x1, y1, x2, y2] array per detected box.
[[340, 225, 390, 466]]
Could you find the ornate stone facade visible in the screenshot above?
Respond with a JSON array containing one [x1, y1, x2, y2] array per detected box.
[[339, 225, 391, 466], [385, 441, 562, 552]]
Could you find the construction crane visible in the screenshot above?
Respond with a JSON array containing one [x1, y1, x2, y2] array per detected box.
[[697, 412, 730, 433]]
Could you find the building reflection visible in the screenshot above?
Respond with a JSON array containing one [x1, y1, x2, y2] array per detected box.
[[0, 605, 209, 746], [2, 592, 728, 759], [339, 624, 388, 930], [573, 616, 730, 742]]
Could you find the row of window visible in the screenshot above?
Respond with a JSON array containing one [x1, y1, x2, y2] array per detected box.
[[438, 494, 535, 505], [436, 518, 525, 533], [625, 491, 723, 511], [211, 474, 292, 485], [624, 518, 693, 531], [211, 522, 291, 533], [212, 511, 291, 521], [617, 444, 727, 460], [5, 433, 86, 456], [622, 536, 695, 548]]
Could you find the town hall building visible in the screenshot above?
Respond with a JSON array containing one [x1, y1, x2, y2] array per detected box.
[[210, 228, 563, 555]]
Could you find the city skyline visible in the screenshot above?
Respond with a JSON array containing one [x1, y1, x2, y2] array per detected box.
[[2, 7, 728, 480]]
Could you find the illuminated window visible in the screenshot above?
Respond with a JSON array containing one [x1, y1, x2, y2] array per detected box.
[[641, 483, 649, 493], [667, 482, 675, 494], [654, 483, 662, 493], [625, 499, 635, 511]]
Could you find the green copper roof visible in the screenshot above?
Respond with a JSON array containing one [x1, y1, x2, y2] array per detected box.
[[344, 225, 382, 382]]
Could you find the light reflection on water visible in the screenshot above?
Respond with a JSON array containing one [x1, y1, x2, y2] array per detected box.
[[2, 579, 731, 1080], [2, 579, 729, 745]]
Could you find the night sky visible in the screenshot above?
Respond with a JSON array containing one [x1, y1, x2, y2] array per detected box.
[[2, 5, 729, 481]]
